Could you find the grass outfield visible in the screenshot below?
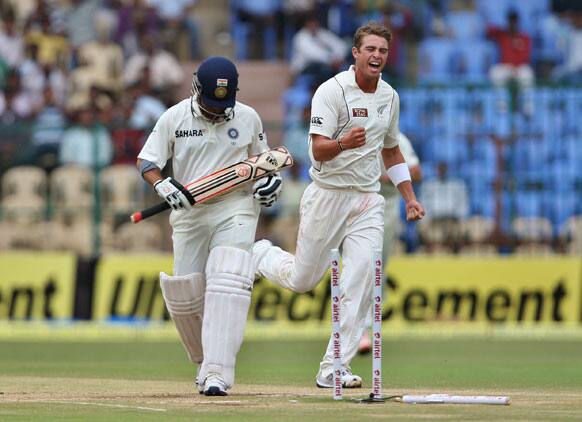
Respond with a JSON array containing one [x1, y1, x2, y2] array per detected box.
[[1, 337, 582, 421]]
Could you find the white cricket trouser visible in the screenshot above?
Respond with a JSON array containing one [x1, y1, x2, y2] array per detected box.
[[169, 191, 259, 389], [258, 182, 384, 376], [170, 191, 260, 275]]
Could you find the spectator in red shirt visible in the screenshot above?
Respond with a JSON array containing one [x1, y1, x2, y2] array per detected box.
[[487, 10, 534, 87]]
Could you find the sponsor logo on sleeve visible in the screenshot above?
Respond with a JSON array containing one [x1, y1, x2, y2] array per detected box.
[[311, 116, 323, 126], [352, 108, 368, 117]]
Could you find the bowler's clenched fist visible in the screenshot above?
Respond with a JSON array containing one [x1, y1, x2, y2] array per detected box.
[[406, 200, 425, 221], [339, 126, 366, 150]]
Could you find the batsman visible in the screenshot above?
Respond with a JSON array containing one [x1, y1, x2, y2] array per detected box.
[[136, 56, 282, 396]]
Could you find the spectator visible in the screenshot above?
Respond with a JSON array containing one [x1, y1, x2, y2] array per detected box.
[[0, 9, 24, 68], [0, 68, 35, 123], [281, 0, 316, 57], [63, 0, 102, 51], [377, 2, 414, 81], [282, 103, 311, 165], [127, 67, 166, 130], [77, 11, 124, 95], [419, 161, 469, 252], [232, 0, 281, 59], [487, 10, 534, 87], [18, 43, 45, 106], [317, 0, 358, 39], [290, 14, 348, 86], [416, 17, 456, 84], [59, 104, 113, 169], [115, 0, 158, 58], [147, 0, 200, 60], [28, 86, 67, 170], [124, 34, 183, 103], [552, 10, 582, 84], [25, 12, 70, 69]]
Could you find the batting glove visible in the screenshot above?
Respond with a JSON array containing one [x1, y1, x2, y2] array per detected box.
[[154, 177, 195, 210], [253, 172, 282, 207]]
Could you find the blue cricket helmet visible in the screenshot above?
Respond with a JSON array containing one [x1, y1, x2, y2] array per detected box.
[[192, 56, 239, 109]]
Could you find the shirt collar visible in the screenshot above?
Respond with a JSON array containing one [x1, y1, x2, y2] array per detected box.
[[348, 65, 383, 91]]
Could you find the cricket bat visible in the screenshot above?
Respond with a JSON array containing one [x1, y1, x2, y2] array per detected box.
[[130, 146, 293, 223]]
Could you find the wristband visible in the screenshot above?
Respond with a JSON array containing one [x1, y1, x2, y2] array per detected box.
[[386, 163, 411, 187], [337, 139, 344, 151]]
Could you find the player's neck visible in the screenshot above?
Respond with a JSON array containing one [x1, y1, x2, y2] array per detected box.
[[354, 70, 379, 93]]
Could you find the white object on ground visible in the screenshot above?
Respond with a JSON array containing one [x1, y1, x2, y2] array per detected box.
[[401, 394, 511, 405]]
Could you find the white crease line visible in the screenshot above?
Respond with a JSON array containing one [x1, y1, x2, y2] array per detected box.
[[52, 401, 167, 412], [195, 400, 243, 405]]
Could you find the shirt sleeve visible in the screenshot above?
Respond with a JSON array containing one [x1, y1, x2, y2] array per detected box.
[[309, 81, 340, 139], [137, 108, 173, 170], [248, 108, 269, 156], [383, 90, 400, 148]]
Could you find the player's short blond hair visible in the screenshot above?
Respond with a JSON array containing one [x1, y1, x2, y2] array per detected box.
[[353, 22, 392, 49]]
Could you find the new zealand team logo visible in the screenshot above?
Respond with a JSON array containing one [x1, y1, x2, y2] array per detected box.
[[228, 128, 239, 139], [377, 104, 388, 116]]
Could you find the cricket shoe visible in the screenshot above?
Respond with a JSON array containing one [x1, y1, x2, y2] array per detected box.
[[251, 239, 272, 279], [316, 367, 362, 388], [203, 373, 228, 396], [358, 331, 372, 355]]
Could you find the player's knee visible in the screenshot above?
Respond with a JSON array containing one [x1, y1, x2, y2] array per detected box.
[[206, 246, 254, 293], [289, 268, 322, 294], [160, 272, 205, 315]]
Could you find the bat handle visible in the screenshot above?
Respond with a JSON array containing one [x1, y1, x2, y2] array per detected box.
[[130, 202, 170, 223]]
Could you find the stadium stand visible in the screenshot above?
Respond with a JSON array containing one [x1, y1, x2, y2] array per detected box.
[[0, 0, 580, 256]]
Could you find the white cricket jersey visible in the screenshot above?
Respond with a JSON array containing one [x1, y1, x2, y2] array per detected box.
[[138, 96, 268, 186], [380, 131, 420, 198], [308, 65, 401, 192]]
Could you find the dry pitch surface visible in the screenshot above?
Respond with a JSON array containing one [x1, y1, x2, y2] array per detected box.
[[2, 377, 582, 421], [1, 337, 582, 421]]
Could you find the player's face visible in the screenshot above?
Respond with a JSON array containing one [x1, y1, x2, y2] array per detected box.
[[352, 34, 389, 80]]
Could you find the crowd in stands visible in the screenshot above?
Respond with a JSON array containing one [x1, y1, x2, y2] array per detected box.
[[0, 0, 581, 256]]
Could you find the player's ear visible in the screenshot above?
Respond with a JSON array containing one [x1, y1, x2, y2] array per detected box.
[[352, 46, 358, 60]]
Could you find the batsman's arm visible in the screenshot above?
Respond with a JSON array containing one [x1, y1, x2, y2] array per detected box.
[[138, 159, 163, 187], [130, 147, 294, 223], [132, 159, 169, 223]]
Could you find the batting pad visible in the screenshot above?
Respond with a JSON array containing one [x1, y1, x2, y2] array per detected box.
[[199, 246, 254, 389], [160, 272, 206, 363]]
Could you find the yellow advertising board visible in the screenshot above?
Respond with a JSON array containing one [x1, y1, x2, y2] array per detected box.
[[92, 254, 172, 320], [92, 254, 581, 328], [250, 257, 582, 327], [386, 257, 581, 324], [0, 253, 76, 319]]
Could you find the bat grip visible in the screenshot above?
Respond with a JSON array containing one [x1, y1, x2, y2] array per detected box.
[[130, 202, 170, 223]]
